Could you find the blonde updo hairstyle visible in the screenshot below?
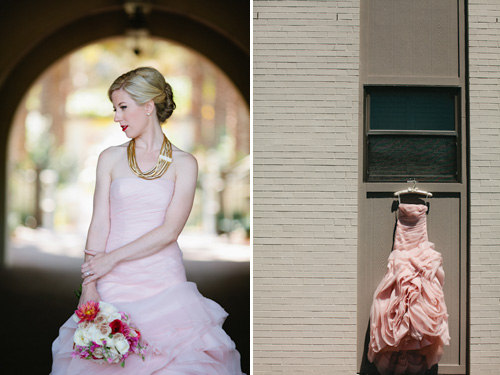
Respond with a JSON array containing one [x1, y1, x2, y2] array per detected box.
[[108, 67, 176, 123]]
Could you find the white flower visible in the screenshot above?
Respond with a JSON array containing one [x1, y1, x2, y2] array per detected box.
[[109, 345, 119, 356], [85, 325, 108, 344], [74, 328, 87, 346], [115, 338, 130, 354], [93, 347, 104, 359], [99, 301, 118, 316], [111, 313, 122, 321]]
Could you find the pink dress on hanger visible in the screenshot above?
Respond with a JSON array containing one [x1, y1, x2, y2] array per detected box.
[[51, 178, 244, 374], [368, 203, 450, 374]]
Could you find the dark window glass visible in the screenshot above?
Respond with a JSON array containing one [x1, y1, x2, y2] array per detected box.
[[367, 135, 457, 181], [369, 86, 456, 131], [365, 86, 459, 182]]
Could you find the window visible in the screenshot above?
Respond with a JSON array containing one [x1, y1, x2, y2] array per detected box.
[[364, 86, 460, 182]]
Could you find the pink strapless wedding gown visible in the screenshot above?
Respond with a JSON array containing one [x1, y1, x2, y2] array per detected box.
[[51, 178, 244, 374], [368, 204, 450, 375]]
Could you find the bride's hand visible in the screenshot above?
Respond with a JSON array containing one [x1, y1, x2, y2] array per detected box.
[[81, 250, 116, 285], [78, 286, 101, 306]]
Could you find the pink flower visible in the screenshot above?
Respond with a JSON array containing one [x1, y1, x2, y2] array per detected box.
[[99, 323, 111, 336], [75, 301, 100, 324], [94, 313, 105, 325], [122, 323, 131, 336], [131, 328, 141, 339]]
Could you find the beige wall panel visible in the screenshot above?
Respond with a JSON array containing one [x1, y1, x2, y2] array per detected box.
[[412, 2, 432, 76], [426, 197, 461, 369], [358, 196, 463, 373], [254, 1, 360, 373], [357, 197, 397, 363], [368, 1, 393, 76], [392, 2, 413, 76], [366, 0, 459, 78], [469, 1, 500, 373]]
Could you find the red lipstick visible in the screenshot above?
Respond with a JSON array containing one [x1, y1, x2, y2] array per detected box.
[[121, 125, 128, 131]]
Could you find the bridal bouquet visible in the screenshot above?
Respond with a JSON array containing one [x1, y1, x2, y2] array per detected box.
[[72, 301, 147, 367]]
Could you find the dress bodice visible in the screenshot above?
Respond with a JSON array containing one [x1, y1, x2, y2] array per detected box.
[[397, 203, 427, 226], [394, 204, 429, 251], [100, 177, 185, 298], [106, 178, 174, 251]]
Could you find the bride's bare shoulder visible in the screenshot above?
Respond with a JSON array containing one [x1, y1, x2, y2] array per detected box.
[[100, 143, 128, 158], [97, 143, 129, 169], [172, 147, 198, 175]]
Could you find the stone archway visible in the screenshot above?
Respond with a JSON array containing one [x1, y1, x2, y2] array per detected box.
[[0, 0, 249, 265]]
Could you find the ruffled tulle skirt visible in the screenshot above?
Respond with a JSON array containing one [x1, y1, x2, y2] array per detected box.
[[368, 241, 450, 374], [51, 280, 243, 375]]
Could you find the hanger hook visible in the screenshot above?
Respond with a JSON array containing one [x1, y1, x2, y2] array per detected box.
[[407, 178, 417, 190]]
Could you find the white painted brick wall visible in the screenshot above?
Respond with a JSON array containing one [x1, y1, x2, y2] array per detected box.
[[468, 1, 500, 374], [253, 1, 359, 373]]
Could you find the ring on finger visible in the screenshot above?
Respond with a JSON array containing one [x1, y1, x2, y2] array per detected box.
[[85, 271, 91, 276]]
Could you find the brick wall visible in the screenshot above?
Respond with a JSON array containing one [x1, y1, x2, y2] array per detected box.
[[468, 1, 500, 374], [253, 1, 359, 373]]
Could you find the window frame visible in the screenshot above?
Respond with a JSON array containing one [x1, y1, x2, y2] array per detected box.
[[363, 85, 462, 183]]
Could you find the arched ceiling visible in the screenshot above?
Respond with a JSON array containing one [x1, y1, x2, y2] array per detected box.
[[0, 1, 249, 106]]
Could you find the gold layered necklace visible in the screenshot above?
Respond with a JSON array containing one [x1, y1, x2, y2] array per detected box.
[[127, 134, 173, 180]]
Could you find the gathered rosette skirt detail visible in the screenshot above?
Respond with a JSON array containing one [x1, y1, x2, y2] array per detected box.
[[368, 204, 450, 375], [51, 178, 244, 374]]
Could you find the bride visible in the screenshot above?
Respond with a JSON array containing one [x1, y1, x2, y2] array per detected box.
[[51, 66, 244, 374]]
